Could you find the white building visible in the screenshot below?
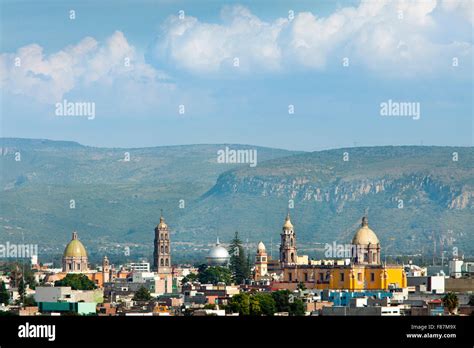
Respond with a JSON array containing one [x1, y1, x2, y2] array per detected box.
[[128, 262, 151, 273]]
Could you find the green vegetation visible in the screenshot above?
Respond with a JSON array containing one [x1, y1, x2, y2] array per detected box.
[[442, 292, 459, 314], [54, 274, 96, 290], [0, 281, 9, 305], [133, 286, 152, 301], [1, 138, 473, 257], [228, 290, 305, 316], [181, 272, 198, 285], [228, 232, 251, 284], [197, 265, 232, 285]]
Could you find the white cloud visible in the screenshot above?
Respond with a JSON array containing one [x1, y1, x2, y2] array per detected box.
[[0, 31, 171, 104], [152, 0, 472, 76]]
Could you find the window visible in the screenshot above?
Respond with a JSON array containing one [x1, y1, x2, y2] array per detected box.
[[160, 258, 164, 266], [165, 258, 169, 266], [340, 273, 345, 282], [262, 257, 266, 262], [357, 273, 362, 282], [304, 273, 308, 282], [160, 245, 164, 253], [165, 246, 168, 253], [289, 273, 292, 281], [371, 273, 375, 282], [319, 273, 324, 281], [291, 253, 295, 262]]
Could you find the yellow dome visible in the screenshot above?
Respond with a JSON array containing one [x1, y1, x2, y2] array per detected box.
[[63, 232, 88, 258], [158, 215, 168, 229], [283, 213, 293, 229], [352, 217, 379, 245]]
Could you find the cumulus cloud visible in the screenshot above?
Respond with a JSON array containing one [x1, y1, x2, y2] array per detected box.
[[152, 0, 473, 76], [0, 31, 171, 104]]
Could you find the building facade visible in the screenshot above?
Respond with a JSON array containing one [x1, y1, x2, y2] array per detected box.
[[267, 214, 406, 291]]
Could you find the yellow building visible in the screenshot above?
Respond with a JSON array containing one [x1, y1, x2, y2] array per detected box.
[[270, 214, 407, 291]]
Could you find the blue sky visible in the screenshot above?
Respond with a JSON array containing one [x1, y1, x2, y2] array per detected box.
[[0, 0, 472, 151]]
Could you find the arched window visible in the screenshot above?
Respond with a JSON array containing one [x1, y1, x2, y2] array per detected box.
[[165, 259, 169, 266], [291, 252, 295, 262], [160, 245, 164, 253], [290, 238, 293, 247], [160, 258, 164, 266], [165, 246, 168, 253]]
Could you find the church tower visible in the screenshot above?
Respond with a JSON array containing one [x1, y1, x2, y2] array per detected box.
[[153, 213, 172, 274], [255, 241, 268, 281], [102, 256, 110, 283], [280, 213, 297, 266]]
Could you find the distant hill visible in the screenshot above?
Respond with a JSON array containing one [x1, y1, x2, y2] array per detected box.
[[0, 138, 472, 259]]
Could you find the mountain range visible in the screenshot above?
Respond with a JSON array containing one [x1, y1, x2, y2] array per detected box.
[[0, 138, 473, 261]]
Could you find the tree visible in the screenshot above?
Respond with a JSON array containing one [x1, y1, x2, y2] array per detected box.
[[290, 298, 306, 316], [272, 290, 305, 316], [23, 295, 37, 307], [249, 296, 262, 316], [18, 278, 26, 304], [253, 293, 276, 316], [442, 292, 459, 315], [228, 232, 250, 284], [272, 290, 291, 313], [0, 281, 10, 305], [133, 286, 152, 301], [181, 272, 198, 285], [54, 273, 96, 290], [198, 266, 232, 285], [228, 293, 250, 315]]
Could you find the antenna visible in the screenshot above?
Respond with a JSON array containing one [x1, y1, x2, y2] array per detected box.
[[270, 237, 273, 259]]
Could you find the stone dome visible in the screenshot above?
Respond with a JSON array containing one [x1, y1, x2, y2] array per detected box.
[[352, 217, 380, 245], [283, 213, 293, 229], [63, 231, 88, 258]]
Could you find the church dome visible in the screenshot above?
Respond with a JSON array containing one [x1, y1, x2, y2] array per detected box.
[[257, 241, 266, 253], [283, 213, 293, 229], [63, 231, 88, 258], [206, 238, 230, 266], [352, 217, 379, 245], [157, 215, 168, 229]]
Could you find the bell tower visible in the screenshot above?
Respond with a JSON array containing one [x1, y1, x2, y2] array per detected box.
[[280, 212, 297, 266], [153, 212, 172, 274]]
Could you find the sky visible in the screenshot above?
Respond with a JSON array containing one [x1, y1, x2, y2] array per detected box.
[[0, 0, 472, 151]]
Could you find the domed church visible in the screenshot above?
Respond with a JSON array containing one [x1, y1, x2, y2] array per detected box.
[[351, 216, 381, 265], [266, 213, 406, 291], [62, 231, 89, 272]]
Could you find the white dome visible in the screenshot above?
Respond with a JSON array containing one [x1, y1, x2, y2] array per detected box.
[[206, 238, 230, 266], [257, 241, 266, 253], [208, 245, 230, 259]]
